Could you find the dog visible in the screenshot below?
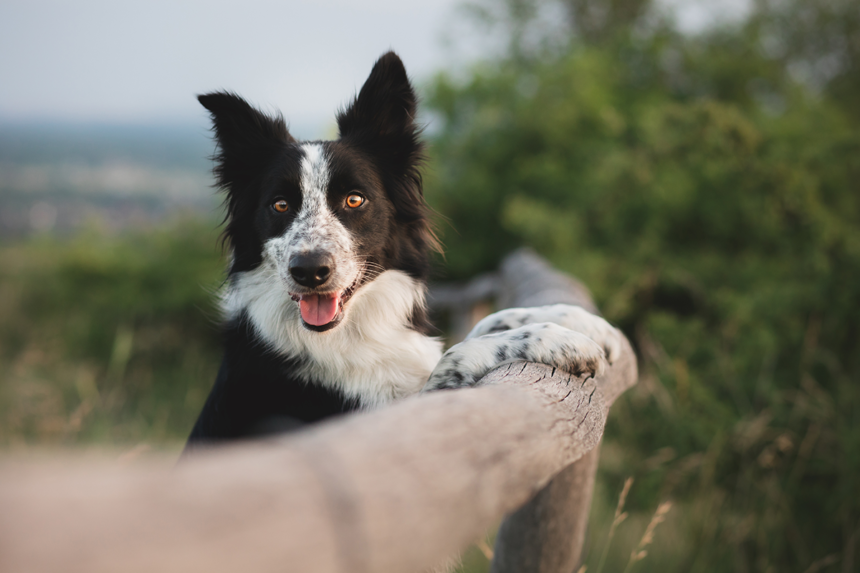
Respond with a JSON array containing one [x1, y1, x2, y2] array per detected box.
[[185, 52, 623, 449]]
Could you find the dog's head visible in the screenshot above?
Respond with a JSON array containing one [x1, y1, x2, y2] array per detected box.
[[200, 52, 438, 332]]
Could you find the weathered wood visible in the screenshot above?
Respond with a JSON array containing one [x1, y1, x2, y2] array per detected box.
[[428, 272, 500, 310], [428, 272, 501, 341], [0, 352, 633, 573], [0, 248, 637, 573], [490, 248, 634, 573], [491, 446, 600, 572], [496, 248, 598, 315]]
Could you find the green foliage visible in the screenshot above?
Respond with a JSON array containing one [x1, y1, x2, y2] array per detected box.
[[432, 2, 860, 570], [748, 0, 860, 121], [0, 221, 225, 447], [1, 2, 857, 569]]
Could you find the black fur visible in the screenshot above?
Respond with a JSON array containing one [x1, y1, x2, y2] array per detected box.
[[185, 52, 438, 452], [186, 313, 357, 445], [198, 52, 437, 283]]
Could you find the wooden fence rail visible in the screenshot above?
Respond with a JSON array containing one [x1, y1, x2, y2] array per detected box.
[[0, 249, 637, 573]]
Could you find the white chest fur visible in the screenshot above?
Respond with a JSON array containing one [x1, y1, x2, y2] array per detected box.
[[222, 267, 443, 408]]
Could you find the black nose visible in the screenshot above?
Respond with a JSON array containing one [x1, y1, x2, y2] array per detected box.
[[289, 251, 334, 288]]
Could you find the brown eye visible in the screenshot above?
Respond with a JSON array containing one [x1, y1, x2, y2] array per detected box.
[[272, 199, 289, 213], [346, 194, 365, 209]]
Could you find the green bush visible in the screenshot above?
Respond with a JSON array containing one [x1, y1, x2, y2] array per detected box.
[[427, 5, 860, 570]]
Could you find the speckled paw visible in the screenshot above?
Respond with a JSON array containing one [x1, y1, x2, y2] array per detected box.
[[424, 322, 607, 391], [466, 304, 623, 364]]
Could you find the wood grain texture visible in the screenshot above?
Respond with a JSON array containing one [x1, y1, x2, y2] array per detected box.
[[0, 359, 628, 573], [490, 248, 637, 573], [0, 249, 637, 573]]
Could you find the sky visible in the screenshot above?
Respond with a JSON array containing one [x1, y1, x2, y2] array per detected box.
[[0, 0, 472, 138], [0, 0, 749, 139]]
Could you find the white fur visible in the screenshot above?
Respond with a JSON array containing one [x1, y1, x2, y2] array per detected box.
[[223, 142, 442, 408], [423, 322, 607, 391], [467, 304, 624, 364], [264, 143, 360, 296], [423, 304, 622, 392], [223, 265, 444, 408]]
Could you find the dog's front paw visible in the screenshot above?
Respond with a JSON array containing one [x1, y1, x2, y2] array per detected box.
[[423, 322, 606, 391], [467, 304, 623, 364]]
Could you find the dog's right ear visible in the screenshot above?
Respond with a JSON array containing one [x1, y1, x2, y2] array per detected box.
[[198, 92, 294, 193]]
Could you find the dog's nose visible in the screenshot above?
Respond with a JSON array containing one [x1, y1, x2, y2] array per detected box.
[[289, 251, 334, 288]]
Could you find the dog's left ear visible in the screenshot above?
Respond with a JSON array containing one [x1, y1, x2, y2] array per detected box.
[[337, 51, 420, 154], [338, 52, 428, 223]]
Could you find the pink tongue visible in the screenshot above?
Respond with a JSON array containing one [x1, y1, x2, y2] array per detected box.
[[299, 293, 340, 326]]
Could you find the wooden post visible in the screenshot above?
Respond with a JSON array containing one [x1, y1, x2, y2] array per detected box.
[[489, 248, 623, 573]]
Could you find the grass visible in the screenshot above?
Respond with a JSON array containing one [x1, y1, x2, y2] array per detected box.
[[454, 475, 679, 573], [0, 219, 225, 450]]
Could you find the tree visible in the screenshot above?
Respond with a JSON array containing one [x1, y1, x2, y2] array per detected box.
[[425, 1, 860, 569]]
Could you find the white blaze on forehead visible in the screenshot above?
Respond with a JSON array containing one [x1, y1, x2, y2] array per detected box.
[[299, 143, 330, 217], [287, 142, 347, 256], [261, 141, 358, 294]]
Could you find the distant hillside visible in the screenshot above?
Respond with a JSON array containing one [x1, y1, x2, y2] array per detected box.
[[0, 123, 220, 236]]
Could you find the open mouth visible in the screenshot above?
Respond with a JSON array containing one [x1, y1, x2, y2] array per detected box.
[[290, 274, 361, 332]]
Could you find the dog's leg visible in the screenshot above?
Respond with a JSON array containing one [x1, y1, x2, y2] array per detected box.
[[424, 304, 623, 392], [424, 322, 606, 391], [467, 304, 623, 364]]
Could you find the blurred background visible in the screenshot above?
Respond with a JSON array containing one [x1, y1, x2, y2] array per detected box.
[[1, 0, 858, 571]]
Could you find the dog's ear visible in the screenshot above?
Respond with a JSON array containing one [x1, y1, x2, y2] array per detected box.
[[337, 51, 418, 142], [198, 92, 294, 193], [337, 52, 431, 233]]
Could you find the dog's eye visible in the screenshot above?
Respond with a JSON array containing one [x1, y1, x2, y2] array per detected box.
[[345, 194, 365, 209], [272, 199, 289, 213]]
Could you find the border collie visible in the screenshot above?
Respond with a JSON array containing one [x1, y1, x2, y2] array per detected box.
[[185, 52, 623, 448]]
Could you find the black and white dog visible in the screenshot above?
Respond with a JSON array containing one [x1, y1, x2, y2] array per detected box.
[[185, 52, 622, 448]]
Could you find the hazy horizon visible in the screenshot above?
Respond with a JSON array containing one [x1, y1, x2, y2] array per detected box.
[[1, 0, 748, 139], [0, 0, 476, 139]]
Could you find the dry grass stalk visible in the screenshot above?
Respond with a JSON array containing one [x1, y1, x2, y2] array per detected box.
[[594, 477, 634, 573], [801, 553, 839, 573], [624, 500, 673, 572], [475, 538, 494, 561]]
